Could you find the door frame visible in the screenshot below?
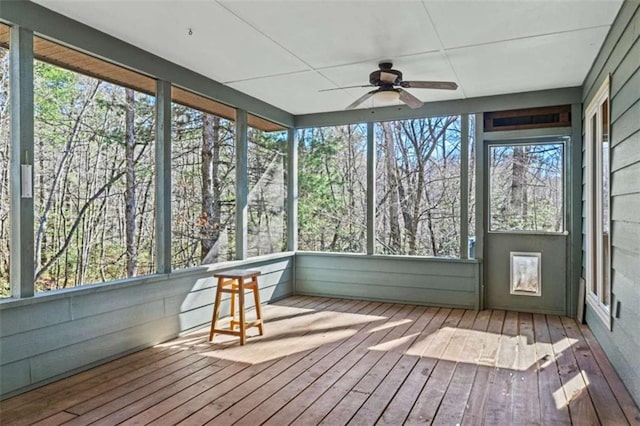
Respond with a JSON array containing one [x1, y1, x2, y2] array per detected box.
[[474, 109, 583, 316], [483, 135, 569, 314]]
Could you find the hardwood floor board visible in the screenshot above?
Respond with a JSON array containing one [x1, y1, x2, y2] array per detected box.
[[561, 316, 629, 425], [144, 297, 360, 425], [62, 357, 224, 425], [1, 348, 194, 426], [370, 311, 476, 424], [431, 309, 490, 426], [460, 309, 506, 426], [342, 307, 439, 426], [547, 315, 600, 425], [8, 296, 315, 423], [268, 305, 439, 426], [402, 309, 469, 425], [347, 307, 442, 426], [67, 353, 223, 416], [0, 344, 177, 417], [249, 302, 396, 426], [118, 360, 250, 425], [84, 358, 232, 425], [286, 305, 417, 426], [237, 303, 408, 426], [579, 323, 640, 424], [511, 313, 541, 425], [316, 306, 433, 426], [205, 297, 349, 350], [533, 313, 571, 426], [3, 298, 637, 426], [348, 355, 417, 426], [375, 308, 452, 426], [182, 300, 379, 425], [30, 411, 78, 426], [482, 310, 519, 425], [0, 389, 47, 415], [117, 298, 349, 425]]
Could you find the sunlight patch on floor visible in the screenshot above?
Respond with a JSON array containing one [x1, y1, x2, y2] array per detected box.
[[404, 327, 578, 371], [368, 333, 419, 352], [555, 371, 589, 408], [195, 310, 384, 363], [368, 318, 412, 333]]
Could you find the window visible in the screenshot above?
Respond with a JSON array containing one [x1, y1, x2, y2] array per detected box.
[[297, 125, 367, 252], [489, 142, 564, 232], [247, 126, 287, 257], [0, 24, 10, 297], [171, 91, 236, 268], [585, 77, 611, 328], [33, 44, 156, 292], [375, 116, 461, 257]]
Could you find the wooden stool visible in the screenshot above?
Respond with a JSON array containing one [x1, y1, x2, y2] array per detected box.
[[209, 269, 263, 345]]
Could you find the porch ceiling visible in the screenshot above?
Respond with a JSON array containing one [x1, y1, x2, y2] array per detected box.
[[32, 0, 622, 115]]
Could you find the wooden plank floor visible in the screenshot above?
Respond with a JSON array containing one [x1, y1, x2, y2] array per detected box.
[[2, 296, 639, 426]]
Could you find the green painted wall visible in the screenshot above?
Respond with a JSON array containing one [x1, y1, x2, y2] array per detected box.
[[582, 0, 640, 406], [0, 254, 294, 398], [485, 234, 567, 315], [295, 252, 481, 309]]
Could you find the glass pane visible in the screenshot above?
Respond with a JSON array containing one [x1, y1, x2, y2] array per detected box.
[[34, 60, 156, 291], [375, 116, 461, 257], [247, 127, 287, 257], [298, 125, 367, 252], [171, 97, 236, 268], [0, 28, 10, 298], [489, 142, 564, 232], [600, 100, 610, 305], [601, 100, 610, 234], [590, 115, 598, 296]]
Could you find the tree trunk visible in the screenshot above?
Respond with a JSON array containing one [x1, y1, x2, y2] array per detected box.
[[383, 122, 401, 253], [510, 146, 526, 217], [201, 114, 221, 262], [124, 88, 137, 277]]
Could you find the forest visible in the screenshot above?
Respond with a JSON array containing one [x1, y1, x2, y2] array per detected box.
[[0, 41, 564, 298]]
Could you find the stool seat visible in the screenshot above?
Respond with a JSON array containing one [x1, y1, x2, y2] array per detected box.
[[214, 269, 261, 279], [209, 269, 263, 345]]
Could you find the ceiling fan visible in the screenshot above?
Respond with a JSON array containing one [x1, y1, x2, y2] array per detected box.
[[322, 62, 458, 110]]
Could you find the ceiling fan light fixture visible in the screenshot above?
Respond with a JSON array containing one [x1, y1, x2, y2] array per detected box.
[[374, 90, 400, 105], [339, 62, 456, 110]]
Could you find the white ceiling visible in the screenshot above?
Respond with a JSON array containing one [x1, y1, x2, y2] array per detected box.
[[33, 0, 623, 115]]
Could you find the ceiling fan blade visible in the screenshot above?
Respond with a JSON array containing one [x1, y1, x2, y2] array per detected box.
[[319, 84, 374, 92], [380, 71, 398, 84], [398, 89, 424, 109], [346, 90, 378, 110], [401, 81, 458, 90]]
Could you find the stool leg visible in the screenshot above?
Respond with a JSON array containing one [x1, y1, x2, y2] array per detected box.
[[239, 280, 246, 345], [230, 282, 237, 330], [209, 277, 224, 342], [252, 277, 264, 336]]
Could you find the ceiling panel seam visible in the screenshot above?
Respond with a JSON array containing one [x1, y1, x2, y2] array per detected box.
[[420, 0, 467, 98], [214, 0, 314, 71], [442, 24, 614, 52]]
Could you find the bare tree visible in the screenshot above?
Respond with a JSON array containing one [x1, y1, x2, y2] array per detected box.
[[124, 88, 137, 277], [200, 113, 222, 262], [382, 122, 402, 253]]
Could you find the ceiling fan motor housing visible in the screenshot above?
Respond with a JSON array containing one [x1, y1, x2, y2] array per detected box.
[[370, 68, 402, 86]]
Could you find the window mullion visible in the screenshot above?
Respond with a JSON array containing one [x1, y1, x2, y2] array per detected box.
[[9, 26, 35, 298]]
